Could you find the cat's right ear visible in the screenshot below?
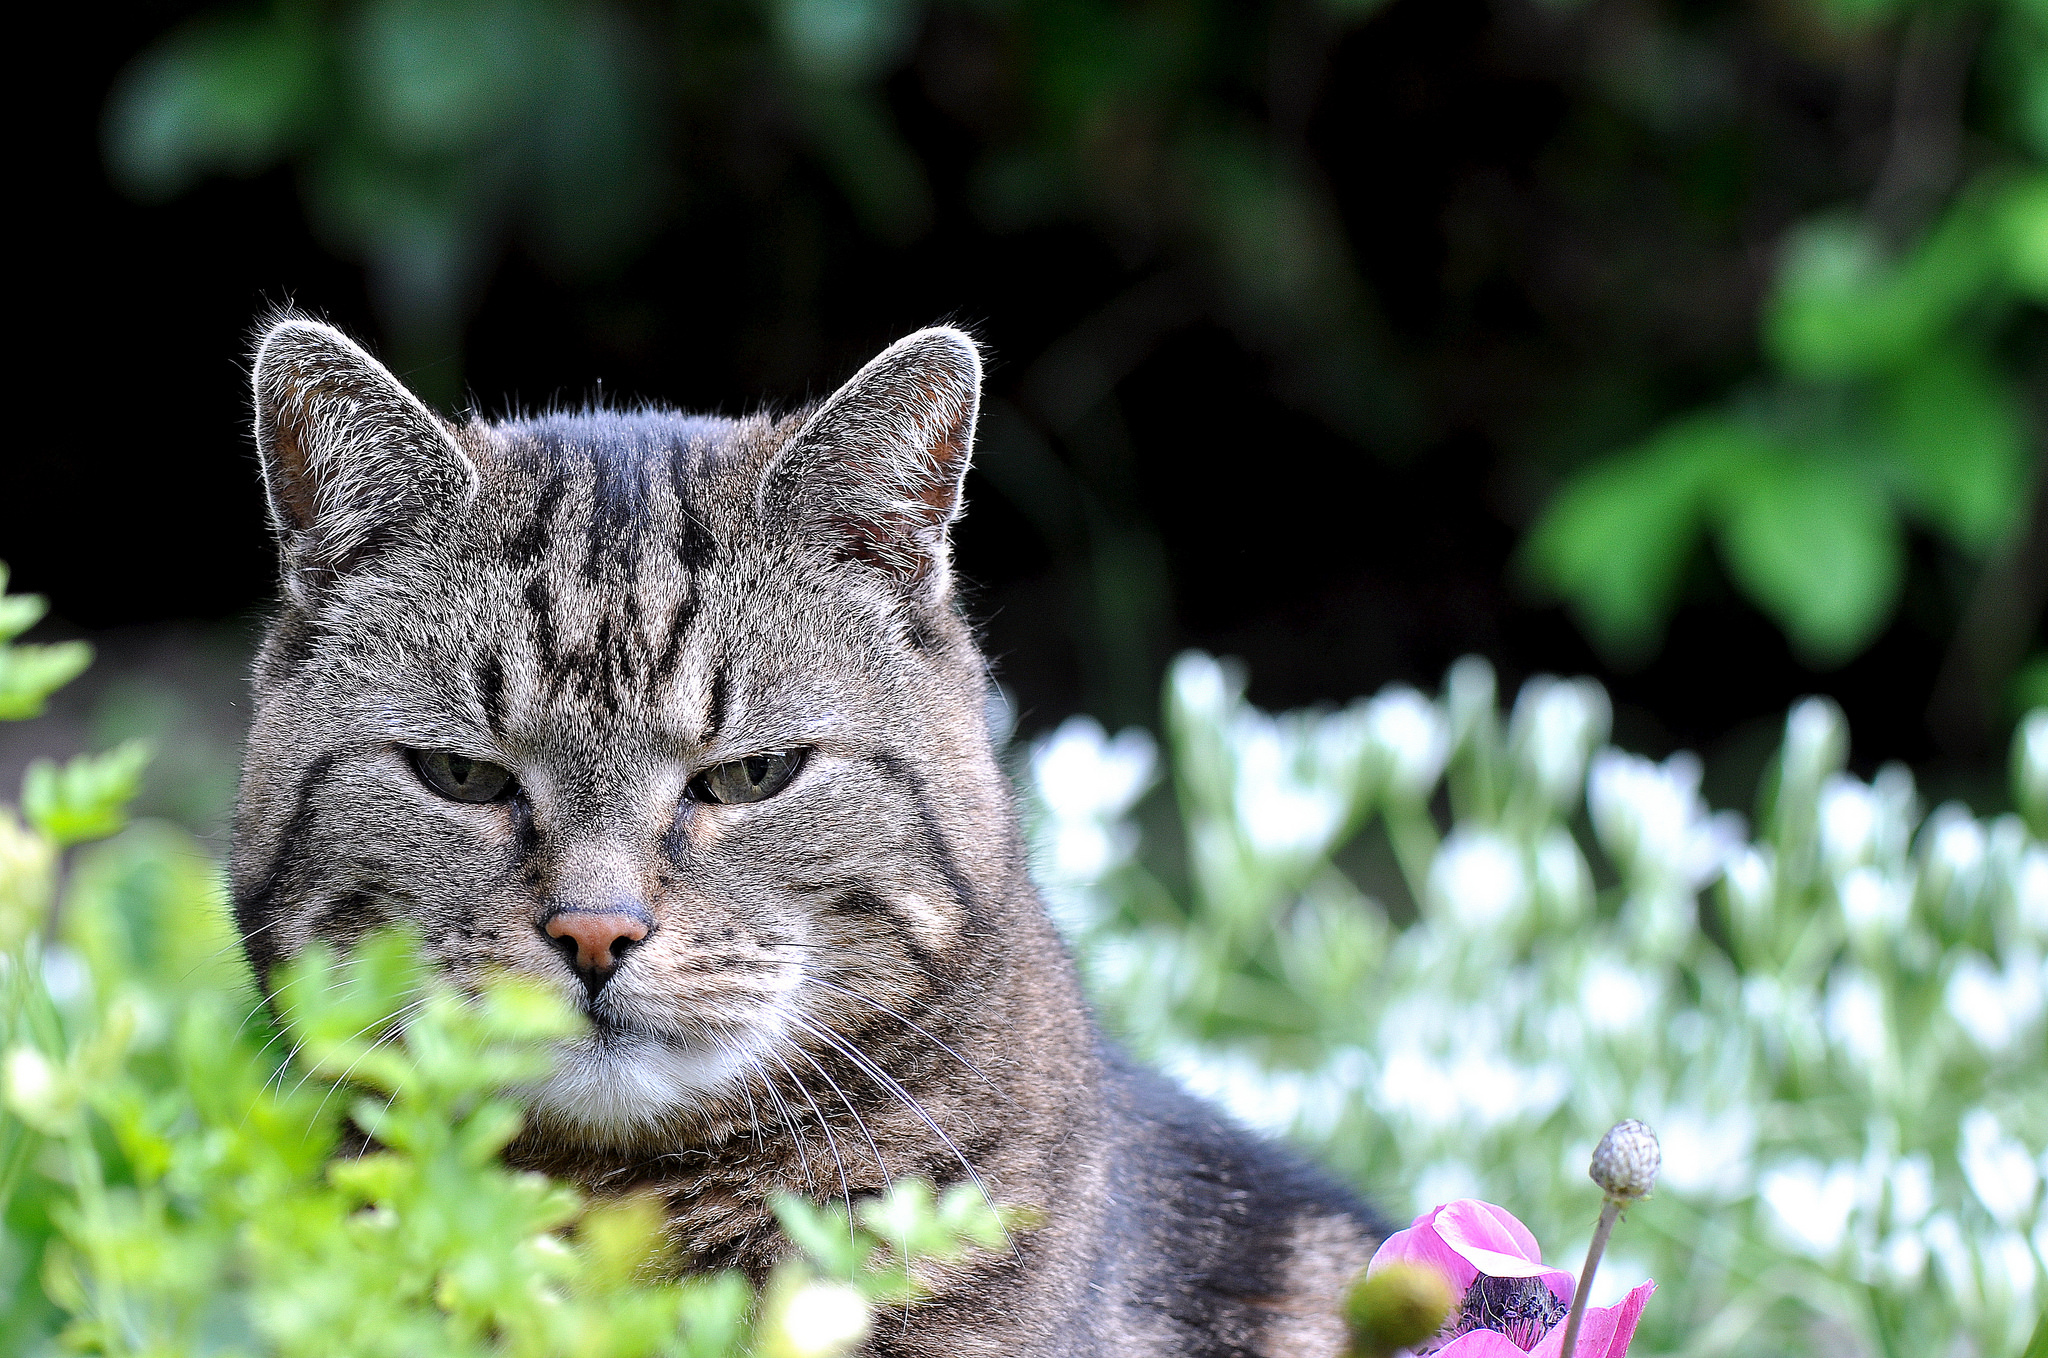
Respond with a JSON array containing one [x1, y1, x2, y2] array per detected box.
[[251, 317, 477, 598]]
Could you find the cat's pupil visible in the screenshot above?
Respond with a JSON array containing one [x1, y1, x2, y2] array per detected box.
[[744, 755, 770, 785], [449, 756, 475, 784]]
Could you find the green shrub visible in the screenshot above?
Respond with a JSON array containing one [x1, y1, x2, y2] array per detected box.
[[0, 570, 1004, 1358]]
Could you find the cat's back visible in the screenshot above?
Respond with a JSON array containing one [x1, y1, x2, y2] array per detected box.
[[1088, 1052, 1379, 1356]]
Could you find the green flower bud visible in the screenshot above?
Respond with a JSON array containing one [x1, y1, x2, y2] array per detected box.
[[1343, 1262, 1457, 1357]]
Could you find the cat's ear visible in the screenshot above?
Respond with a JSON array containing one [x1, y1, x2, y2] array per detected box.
[[251, 317, 477, 593], [762, 327, 981, 595]]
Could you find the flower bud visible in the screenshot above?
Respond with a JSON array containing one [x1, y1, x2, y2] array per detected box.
[[1366, 686, 1449, 805], [1343, 1262, 1457, 1357], [1781, 698, 1848, 794], [1590, 1119, 1661, 1202]]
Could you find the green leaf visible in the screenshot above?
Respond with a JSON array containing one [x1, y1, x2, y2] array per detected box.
[[20, 741, 153, 847], [0, 641, 93, 721], [103, 8, 326, 200], [771, 1193, 865, 1277], [0, 564, 47, 643], [1523, 415, 1768, 663], [1999, 172, 2048, 300], [1712, 452, 1902, 665], [1875, 350, 2033, 553], [1766, 203, 2000, 379], [0, 564, 93, 719]]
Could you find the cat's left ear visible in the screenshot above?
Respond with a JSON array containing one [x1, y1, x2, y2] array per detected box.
[[251, 317, 478, 599], [762, 327, 981, 597]]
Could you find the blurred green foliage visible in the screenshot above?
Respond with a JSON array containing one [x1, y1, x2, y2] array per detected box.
[[0, 566, 92, 723], [1526, 0, 2047, 693], [101, 0, 2047, 723], [1030, 654, 2048, 1355], [104, 0, 1385, 404], [106, 0, 670, 363], [0, 569, 1008, 1357]]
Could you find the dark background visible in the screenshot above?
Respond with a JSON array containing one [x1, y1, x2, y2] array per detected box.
[[11, 0, 2039, 810]]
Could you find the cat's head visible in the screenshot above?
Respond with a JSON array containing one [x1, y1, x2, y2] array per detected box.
[[231, 316, 1020, 1147]]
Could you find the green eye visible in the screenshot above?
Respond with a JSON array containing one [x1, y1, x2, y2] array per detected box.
[[411, 749, 515, 803], [693, 749, 806, 805]]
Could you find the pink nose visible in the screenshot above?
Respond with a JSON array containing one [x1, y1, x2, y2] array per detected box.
[[544, 911, 650, 973]]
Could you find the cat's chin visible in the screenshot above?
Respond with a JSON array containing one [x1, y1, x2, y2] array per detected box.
[[526, 1019, 769, 1140]]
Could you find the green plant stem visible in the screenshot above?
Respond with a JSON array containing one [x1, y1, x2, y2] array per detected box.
[[1383, 806, 1440, 916], [1557, 1197, 1622, 1358]]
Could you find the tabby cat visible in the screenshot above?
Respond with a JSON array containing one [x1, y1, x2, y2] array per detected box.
[[231, 315, 1382, 1356]]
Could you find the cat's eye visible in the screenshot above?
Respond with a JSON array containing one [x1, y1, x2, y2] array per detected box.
[[410, 749, 515, 803], [692, 749, 806, 806]]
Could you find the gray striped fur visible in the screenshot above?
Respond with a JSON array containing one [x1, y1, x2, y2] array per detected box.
[[232, 316, 1381, 1356]]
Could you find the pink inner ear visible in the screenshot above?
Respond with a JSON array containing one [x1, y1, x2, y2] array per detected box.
[[772, 328, 981, 587]]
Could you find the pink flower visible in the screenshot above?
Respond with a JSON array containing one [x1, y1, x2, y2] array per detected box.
[[1366, 1200, 1655, 1356]]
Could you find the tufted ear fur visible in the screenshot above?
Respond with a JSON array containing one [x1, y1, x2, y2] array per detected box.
[[252, 317, 477, 597], [761, 327, 981, 596]]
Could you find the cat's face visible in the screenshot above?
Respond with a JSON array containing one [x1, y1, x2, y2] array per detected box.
[[232, 320, 1012, 1148]]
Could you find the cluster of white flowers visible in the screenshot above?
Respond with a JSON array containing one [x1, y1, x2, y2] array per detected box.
[[1026, 655, 2048, 1358]]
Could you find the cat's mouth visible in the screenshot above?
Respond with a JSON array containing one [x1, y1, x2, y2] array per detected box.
[[524, 997, 787, 1137]]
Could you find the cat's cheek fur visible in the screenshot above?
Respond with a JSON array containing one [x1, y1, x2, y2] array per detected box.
[[233, 315, 1385, 1357]]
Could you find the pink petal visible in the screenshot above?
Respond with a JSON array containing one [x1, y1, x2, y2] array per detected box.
[[1433, 1331, 1531, 1357], [1367, 1207, 1480, 1292], [1528, 1281, 1657, 1358], [1433, 1201, 1577, 1304]]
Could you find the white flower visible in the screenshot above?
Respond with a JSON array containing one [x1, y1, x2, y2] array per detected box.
[[1031, 716, 1157, 825], [1920, 805, 1988, 906], [1509, 675, 1612, 811], [2017, 848, 2048, 938], [1428, 829, 1529, 929], [1881, 1231, 1928, 1282], [1888, 1153, 1934, 1226], [1824, 967, 1888, 1069], [1588, 749, 1740, 891], [2019, 710, 2048, 815], [3, 1047, 57, 1119], [1944, 950, 2045, 1052], [1818, 774, 1880, 872], [1761, 1159, 1860, 1257], [1375, 1043, 1568, 1131], [1169, 651, 1233, 727], [1782, 697, 1848, 791], [774, 1280, 871, 1357], [1837, 866, 1911, 935], [1721, 845, 1775, 938], [1230, 716, 1346, 860], [1160, 1045, 1355, 1139], [1532, 827, 1594, 922], [1365, 685, 1448, 804], [1580, 956, 1658, 1034], [1959, 1109, 2041, 1226], [1044, 820, 1121, 884], [1655, 1106, 1755, 1199]]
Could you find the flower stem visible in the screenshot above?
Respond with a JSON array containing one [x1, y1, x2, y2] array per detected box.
[[1556, 1198, 1622, 1358]]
